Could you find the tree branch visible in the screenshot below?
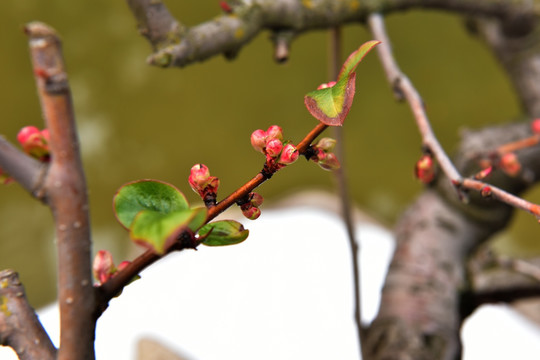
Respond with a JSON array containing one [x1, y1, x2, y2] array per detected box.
[[0, 136, 47, 198], [25, 22, 96, 360], [0, 270, 56, 360], [126, 0, 540, 68]]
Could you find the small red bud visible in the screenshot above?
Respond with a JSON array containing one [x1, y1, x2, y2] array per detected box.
[[318, 153, 341, 171], [251, 129, 267, 153], [265, 138, 283, 158], [17, 126, 40, 145], [415, 154, 436, 184], [242, 205, 261, 220], [277, 144, 299, 165], [475, 166, 493, 180], [249, 192, 264, 207], [116, 261, 131, 273], [189, 164, 211, 193], [17, 126, 50, 160], [532, 119, 540, 134], [480, 186, 492, 198], [530, 204, 540, 216], [499, 153, 521, 177], [93, 250, 115, 284], [266, 125, 283, 141], [219, 1, 233, 13]]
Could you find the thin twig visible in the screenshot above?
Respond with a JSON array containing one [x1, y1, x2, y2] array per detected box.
[[368, 13, 540, 221], [97, 120, 330, 309], [25, 22, 95, 360]]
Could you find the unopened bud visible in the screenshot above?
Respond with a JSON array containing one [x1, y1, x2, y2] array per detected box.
[[189, 164, 211, 193], [242, 205, 261, 220], [277, 144, 299, 165], [499, 153, 521, 177], [481, 186, 492, 198], [266, 125, 283, 141], [17, 126, 50, 160], [249, 192, 264, 207], [532, 119, 540, 134], [415, 154, 435, 184], [265, 138, 283, 158], [316, 137, 336, 152], [251, 129, 267, 153], [317, 81, 337, 90], [318, 153, 341, 171], [93, 250, 115, 284]]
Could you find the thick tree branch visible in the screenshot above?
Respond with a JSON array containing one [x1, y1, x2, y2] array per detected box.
[[25, 22, 96, 360], [0, 136, 47, 197], [126, 0, 540, 68], [0, 270, 56, 360]]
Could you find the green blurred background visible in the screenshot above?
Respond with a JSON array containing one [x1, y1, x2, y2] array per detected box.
[[0, 1, 536, 307]]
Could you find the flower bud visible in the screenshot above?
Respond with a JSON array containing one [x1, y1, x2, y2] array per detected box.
[[116, 261, 131, 272], [93, 250, 115, 284], [481, 186, 492, 198], [316, 137, 337, 152], [249, 192, 264, 207], [415, 154, 435, 184], [17, 126, 40, 146], [251, 129, 267, 153], [265, 138, 283, 158], [499, 153, 521, 177], [207, 176, 220, 193], [189, 164, 211, 193], [242, 205, 261, 220], [17, 126, 50, 160], [318, 153, 341, 171], [277, 144, 299, 165], [532, 119, 540, 134], [266, 125, 283, 141]]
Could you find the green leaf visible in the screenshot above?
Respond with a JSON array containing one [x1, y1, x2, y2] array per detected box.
[[113, 179, 189, 229], [198, 220, 249, 246], [130, 207, 207, 254], [304, 40, 380, 126]]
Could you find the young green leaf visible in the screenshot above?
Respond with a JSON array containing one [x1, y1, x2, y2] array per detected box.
[[304, 40, 380, 126], [198, 220, 249, 246], [113, 179, 189, 229], [130, 207, 207, 254]]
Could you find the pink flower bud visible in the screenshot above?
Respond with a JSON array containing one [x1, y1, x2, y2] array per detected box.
[[277, 144, 299, 165], [17, 126, 50, 160], [481, 186, 492, 198], [265, 138, 283, 158], [499, 153, 521, 177], [317, 81, 337, 90], [17, 126, 40, 146], [93, 250, 115, 284], [249, 192, 264, 207], [532, 119, 540, 134], [242, 206, 261, 220], [116, 261, 131, 272], [318, 153, 341, 171], [251, 129, 267, 153], [316, 137, 337, 152], [266, 125, 283, 141], [189, 164, 211, 193], [415, 155, 435, 184]]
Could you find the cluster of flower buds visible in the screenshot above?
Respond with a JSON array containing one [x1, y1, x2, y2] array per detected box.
[[415, 154, 436, 184], [308, 137, 341, 171], [188, 164, 220, 207], [239, 192, 264, 220], [93, 250, 131, 285], [17, 126, 50, 161], [251, 125, 299, 166]]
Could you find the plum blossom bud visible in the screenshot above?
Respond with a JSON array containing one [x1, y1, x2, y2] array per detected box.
[[251, 129, 267, 153], [265, 138, 283, 158], [499, 153, 521, 177], [481, 186, 492, 198], [317, 81, 337, 90], [93, 250, 115, 284], [189, 164, 211, 193], [415, 154, 435, 184], [266, 125, 283, 141], [242, 206, 261, 220], [316, 137, 337, 152], [17, 126, 50, 160], [249, 192, 264, 207], [318, 153, 341, 171], [277, 144, 299, 165]]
